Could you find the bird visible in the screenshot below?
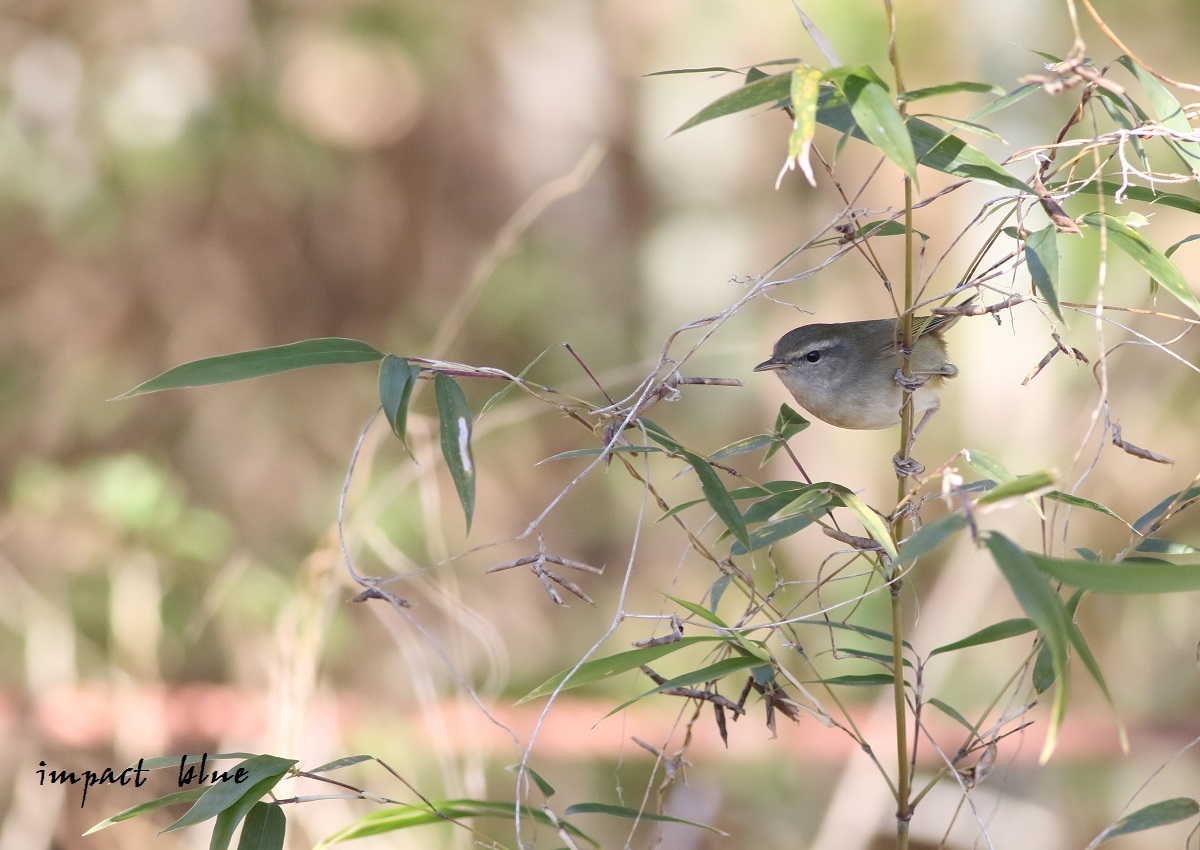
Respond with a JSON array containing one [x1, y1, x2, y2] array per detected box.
[[753, 300, 973, 472]]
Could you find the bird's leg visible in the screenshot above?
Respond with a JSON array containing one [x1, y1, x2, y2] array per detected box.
[[893, 368, 928, 393], [892, 391, 942, 478]]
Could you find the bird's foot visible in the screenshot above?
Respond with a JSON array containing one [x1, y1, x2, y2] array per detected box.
[[892, 452, 924, 477], [894, 369, 929, 392]]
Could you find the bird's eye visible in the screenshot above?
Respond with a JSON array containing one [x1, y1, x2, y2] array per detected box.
[[805, 350, 821, 363]]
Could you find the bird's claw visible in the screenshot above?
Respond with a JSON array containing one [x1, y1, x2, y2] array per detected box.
[[893, 452, 924, 477], [894, 369, 928, 392]]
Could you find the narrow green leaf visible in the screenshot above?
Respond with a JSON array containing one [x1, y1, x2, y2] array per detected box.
[[929, 618, 1036, 656], [928, 698, 980, 736], [710, 434, 776, 461], [731, 513, 816, 555], [518, 636, 727, 703], [1025, 225, 1063, 322], [307, 755, 373, 774], [1065, 181, 1200, 215], [1134, 485, 1200, 534], [314, 800, 596, 848], [673, 71, 792, 134], [86, 789, 207, 834], [815, 87, 1028, 190], [710, 573, 733, 610], [564, 802, 723, 833], [792, 618, 904, 647], [1166, 234, 1200, 259], [775, 403, 811, 439], [1117, 56, 1200, 178], [606, 656, 765, 717], [966, 83, 1039, 121], [977, 470, 1058, 505], [515, 764, 556, 798], [434, 374, 475, 533], [1135, 537, 1200, 555], [677, 71, 1026, 190], [680, 450, 750, 550], [378, 356, 420, 444], [811, 673, 895, 686], [835, 71, 918, 184], [909, 113, 1004, 142], [985, 533, 1071, 762], [897, 514, 969, 566], [963, 448, 1016, 484], [1045, 491, 1133, 530], [1067, 616, 1129, 753], [667, 596, 772, 662], [540, 445, 662, 463], [1093, 797, 1200, 845], [235, 802, 285, 850], [899, 81, 1005, 102], [163, 755, 296, 833], [743, 484, 832, 524], [640, 418, 682, 452], [1027, 553, 1200, 593], [646, 65, 739, 77], [838, 648, 914, 668], [117, 339, 384, 398], [1032, 640, 1056, 693], [770, 488, 833, 521], [1081, 212, 1200, 317], [762, 404, 809, 461], [837, 488, 899, 561], [668, 596, 729, 628], [663, 481, 810, 522]]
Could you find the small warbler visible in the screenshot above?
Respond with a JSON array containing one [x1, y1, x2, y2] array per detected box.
[[753, 306, 970, 432]]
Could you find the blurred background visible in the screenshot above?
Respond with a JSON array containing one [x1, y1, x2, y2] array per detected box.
[[1, 0, 1198, 848]]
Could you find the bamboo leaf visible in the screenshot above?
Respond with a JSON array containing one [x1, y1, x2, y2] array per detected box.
[[730, 513, 816, 555], [314, 800, 596, 848], [435, 374, 476, 533], [1091, 797, 1200, 846], [378, 356, 420, 444], [117, 339, 384, 398], [1028, 553, 1200, 593], [977, 470, 1058, 505], [518, 636, 727, 703], [237, 803, 286, 850], [899, 81, 1005, 102], [929, 618, 1036, 656], [86, 789, 207, 834], [1025, 225, 1063, 322], [673, 71, 792, 133], [1081, 212, 1200, 317], [811, 673, 896, 686], [1117, 55, 1200, 179], [836, 488, 898, 561], [163, 755, 296, 833], [680, 450, 750, 550], [211, 775, 287, 850], [1045, 491, 1133, 530], [985, 534, 1071, 762], [967, 82, 1040, 120], [564, 802, 723, 833], [897, 514, 969, 566], [833, 69, 918, 184]]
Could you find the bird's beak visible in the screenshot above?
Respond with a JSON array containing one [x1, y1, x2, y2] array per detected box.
[[753, 357, 784, 372]]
